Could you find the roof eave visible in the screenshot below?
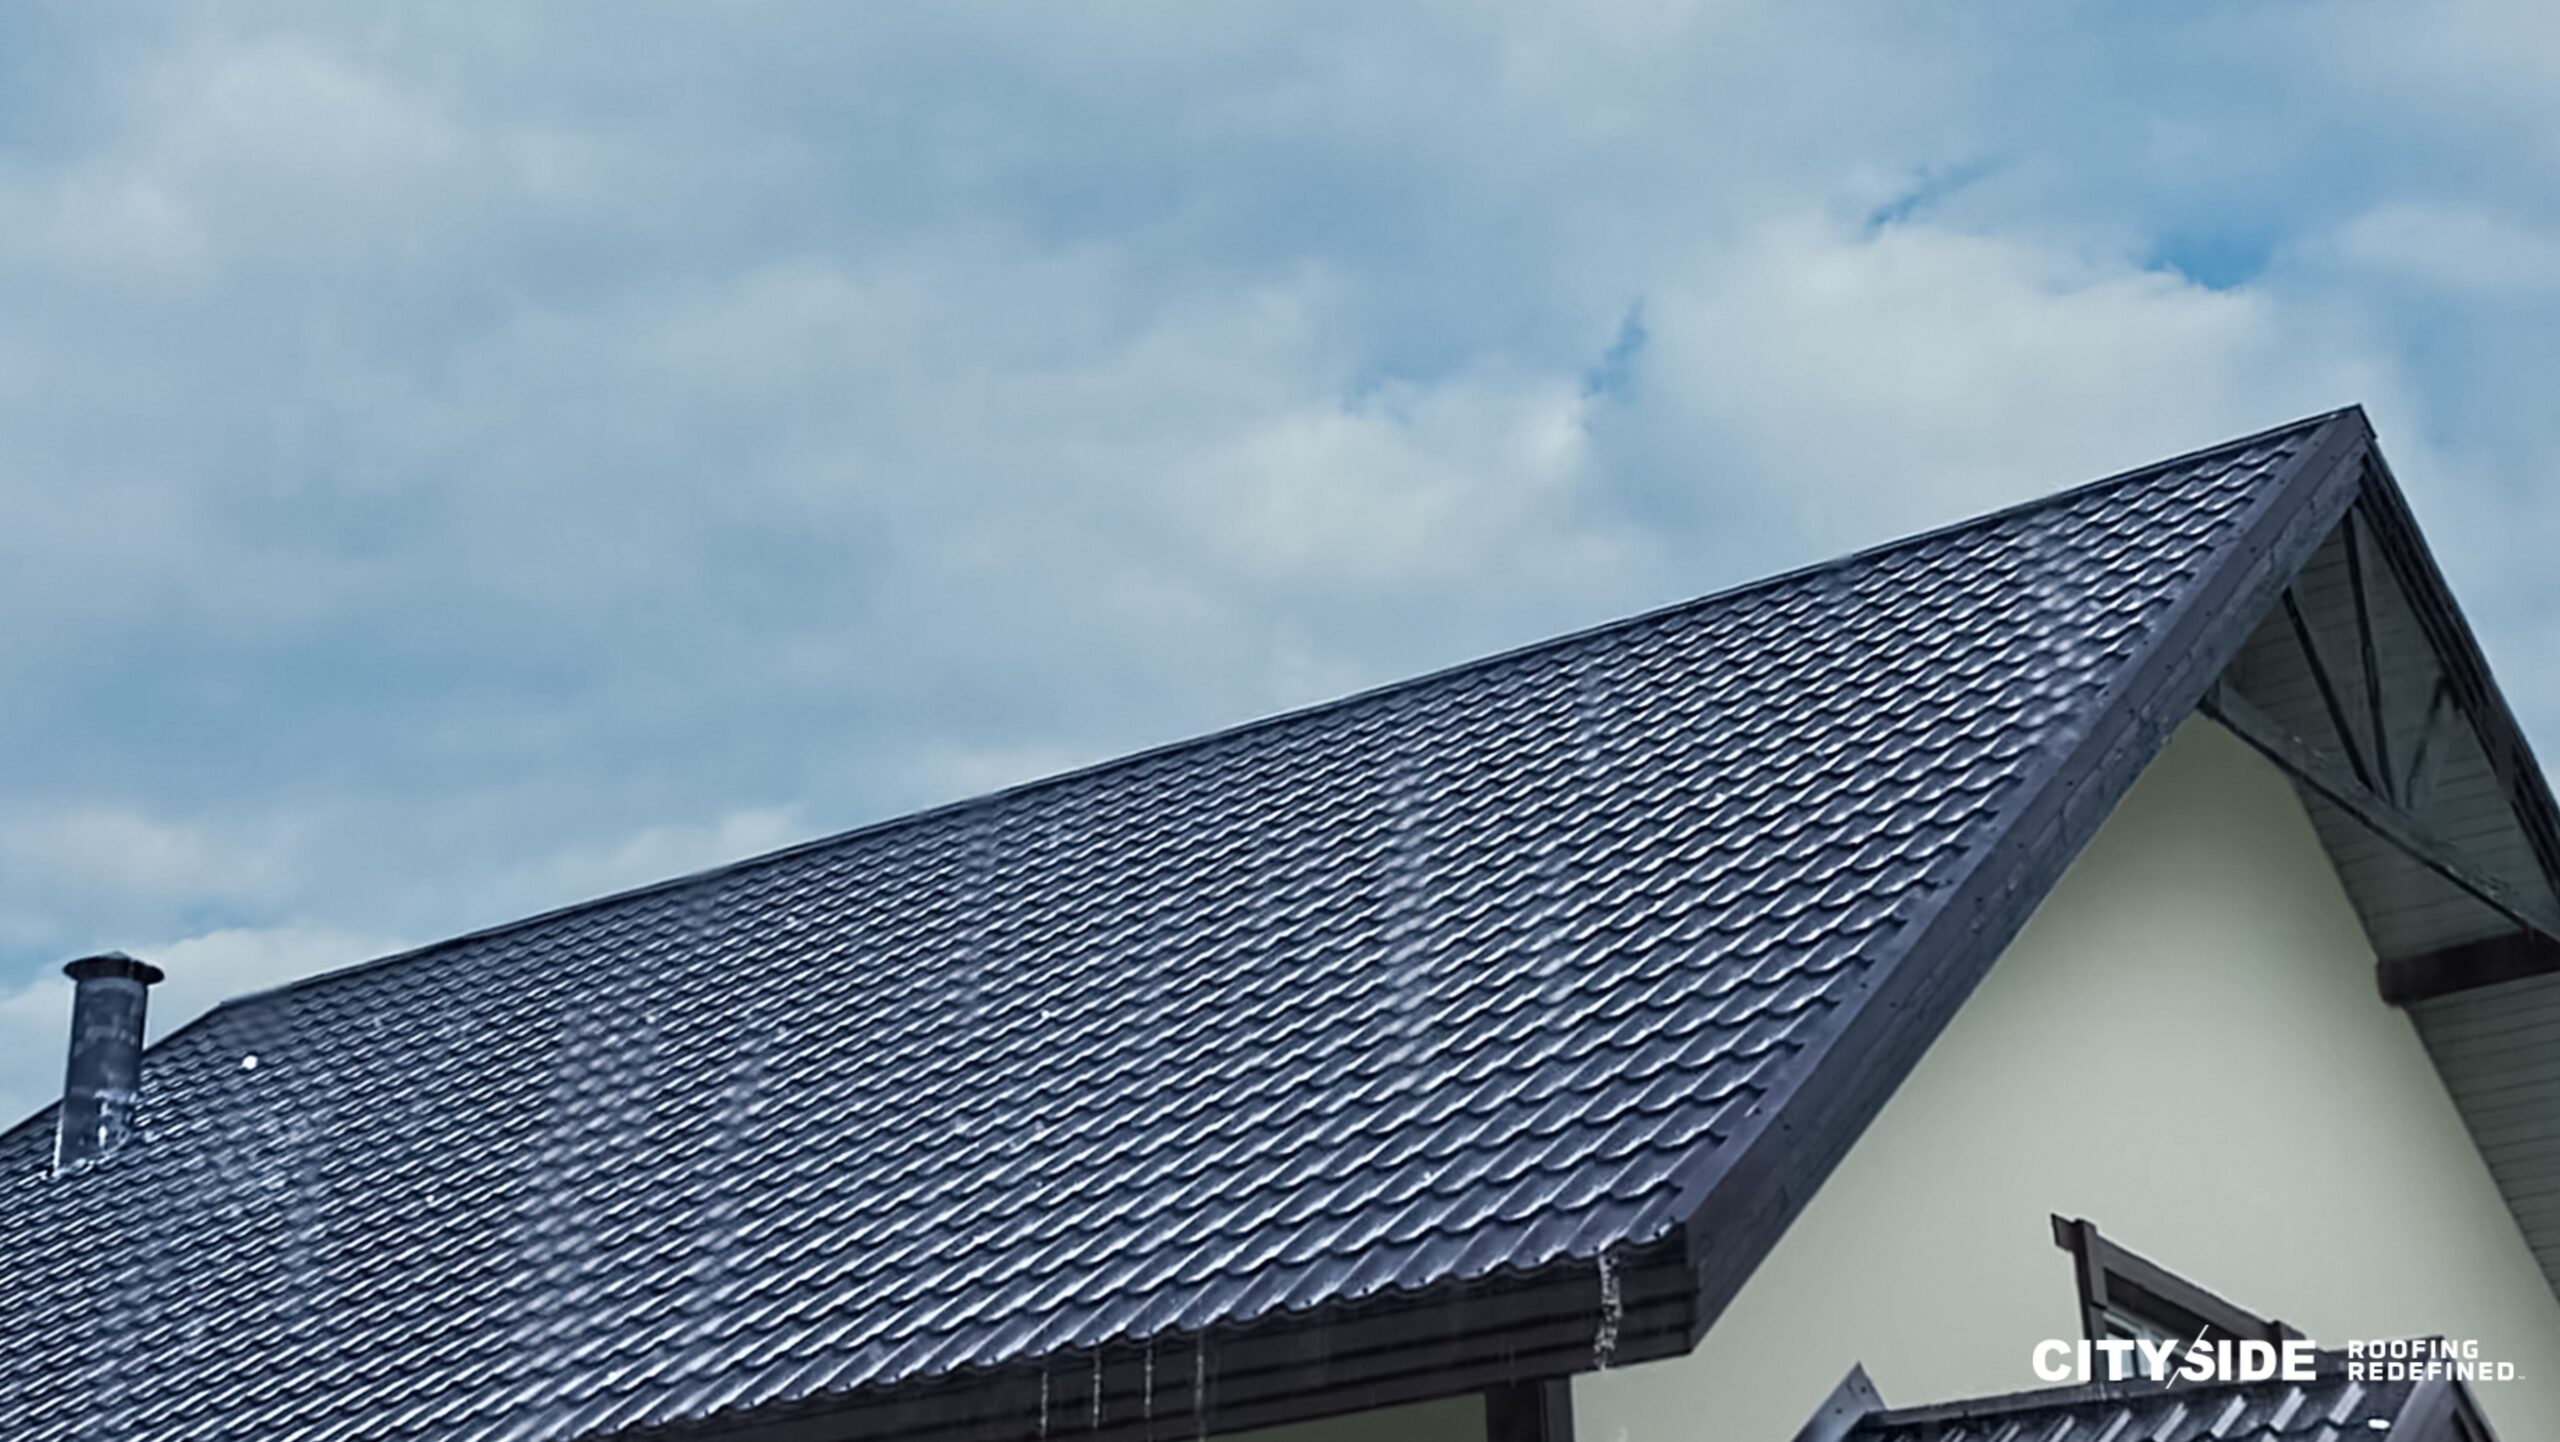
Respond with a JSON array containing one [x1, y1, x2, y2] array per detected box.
[[596, 1237, 1693, 1442]]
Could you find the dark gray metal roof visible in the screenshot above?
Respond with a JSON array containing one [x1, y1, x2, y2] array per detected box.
[[0, 412, 2378, 1442], [1834, 1358, 2455, 1442]]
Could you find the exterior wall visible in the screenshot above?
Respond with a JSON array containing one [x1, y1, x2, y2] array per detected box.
[[1574, 717, 2560, 1442], [1220, 1395, 1481, 1442]]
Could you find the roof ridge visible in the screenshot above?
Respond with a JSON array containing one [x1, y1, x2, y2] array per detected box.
[[166, 407, 2360, 1029]]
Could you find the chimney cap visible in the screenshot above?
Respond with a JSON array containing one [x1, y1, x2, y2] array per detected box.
[[63, 952, 165, 986]]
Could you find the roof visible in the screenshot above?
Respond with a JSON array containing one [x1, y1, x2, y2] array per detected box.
[[0, 410, 2389, 1442], [1823, 1352, 2493, 1442]]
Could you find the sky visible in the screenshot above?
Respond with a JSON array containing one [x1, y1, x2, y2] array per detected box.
[[2, 1, 2557, 1125]]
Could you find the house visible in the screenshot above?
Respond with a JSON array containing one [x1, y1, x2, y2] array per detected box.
[[2, 406, 2553, 1440]]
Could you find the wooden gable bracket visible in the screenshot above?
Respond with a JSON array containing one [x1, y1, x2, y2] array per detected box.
[[2277, 500, 2452, 809], [2199, 681, 2560, 1006]]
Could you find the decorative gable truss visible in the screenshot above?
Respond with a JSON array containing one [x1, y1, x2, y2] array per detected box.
[[2202, 446, 2560, 1300]]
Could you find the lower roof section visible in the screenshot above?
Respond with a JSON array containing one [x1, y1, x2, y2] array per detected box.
[[1820, 1351, 2495, 1442]]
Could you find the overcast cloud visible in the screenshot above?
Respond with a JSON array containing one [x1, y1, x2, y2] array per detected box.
[[3, 1, 2556, 1123]]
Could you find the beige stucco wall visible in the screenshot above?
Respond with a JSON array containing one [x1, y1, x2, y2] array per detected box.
[[1573, 717, 2560, 1442]]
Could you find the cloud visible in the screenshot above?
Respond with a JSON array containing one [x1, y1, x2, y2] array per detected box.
[[0, 0, 2552, 1057], [0, 804, 300, 911], [512, 806, 810, 910], [0, 922, 408, 1131], [0, 979, 73, 1137], [142, 924, 411, 1038], [0, 797, 816, 1124], [2319, 203, 2560, 299], [1619, 214, 2408, 546]]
